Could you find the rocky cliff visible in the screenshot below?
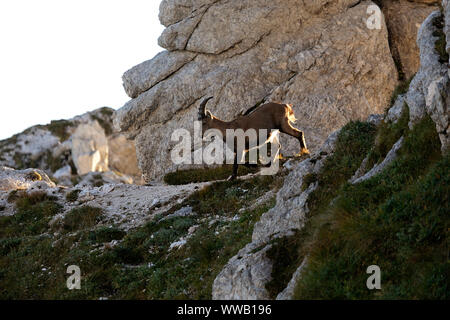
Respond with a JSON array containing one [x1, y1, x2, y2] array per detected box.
[[114, 0, 405, 182]]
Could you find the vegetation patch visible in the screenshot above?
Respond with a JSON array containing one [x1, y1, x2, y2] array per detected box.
[[0, 172, 281, 299], [63, 206, 103, 232], [306, 120, 377, 217], [91, 114, 113, 136], [88, 226, 126, 243], [293, 115, 447, 299], [366, 103, 409, 169], [0, 191, 60, 238], [92, 174, 105, 187], [45, 120, 73, 142], [265, 232, 306, 298], [432, 13, 449, 64], [163, 165, 259, 185], [66, 189, 81, 202]]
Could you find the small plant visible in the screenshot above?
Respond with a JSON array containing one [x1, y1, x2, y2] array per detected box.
[[1, 191, 61, 237], [66, 189, 81, 202], [7, 190, 18, 203], [63, 206, 102, 231], [92, 174, 105, 187]]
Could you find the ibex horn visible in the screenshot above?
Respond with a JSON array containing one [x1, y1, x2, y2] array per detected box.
[[198, 96, 213, 120]]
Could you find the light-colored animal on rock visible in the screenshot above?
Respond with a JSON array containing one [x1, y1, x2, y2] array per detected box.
[[198, 96, 310, 179]]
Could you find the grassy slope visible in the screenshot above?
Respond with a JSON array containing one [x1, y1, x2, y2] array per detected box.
[[0, 174, 281, 299], [290, 111, 449, 299]]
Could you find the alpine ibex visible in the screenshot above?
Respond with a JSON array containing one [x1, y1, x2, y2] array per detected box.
[[197, 96, 310, 179]]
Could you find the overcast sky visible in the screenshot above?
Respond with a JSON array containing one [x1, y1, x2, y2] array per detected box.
[[0, 0, 164, 140]]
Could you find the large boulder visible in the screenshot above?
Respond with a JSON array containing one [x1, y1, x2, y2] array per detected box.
[[115, 0, 397, 182], [0, 166, 56, 191], [107, 133, 142, 178], [71, 121, 109, 175]]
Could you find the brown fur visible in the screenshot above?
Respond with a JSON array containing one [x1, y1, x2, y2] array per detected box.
[[198, 97, 310, 179]]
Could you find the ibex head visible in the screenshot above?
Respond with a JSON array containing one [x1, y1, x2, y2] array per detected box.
[[198, 96, 213, 121]]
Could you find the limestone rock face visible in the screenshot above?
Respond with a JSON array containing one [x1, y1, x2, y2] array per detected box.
[[122, 51, 197, 99], [382, 0, 438, 79], [405, 9, 449, 151], [71, 121, 109, 175], [107, 134, 141, 177], [115, 0, 397, 182], [212, 241, 273, 300], [445, 0, 450, 61]]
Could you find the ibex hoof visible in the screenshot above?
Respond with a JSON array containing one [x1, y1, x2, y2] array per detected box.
[[301, 148, 310, 155], [295, 148, 310, 157]]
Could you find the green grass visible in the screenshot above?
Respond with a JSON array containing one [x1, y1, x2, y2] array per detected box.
[[163, 165, 259, 185], [88, 227, 126, 243], [301, 173, 317, 191], [263, 121, 377, 298], [0, 191, 60, 238], [63, 206, 103, 232], [292, 115, 447, 299], [366, 103, 409, 169], [306, 121, 377, 217]]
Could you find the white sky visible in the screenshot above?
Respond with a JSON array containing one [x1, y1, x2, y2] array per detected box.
[[0, 0, 164, 140]]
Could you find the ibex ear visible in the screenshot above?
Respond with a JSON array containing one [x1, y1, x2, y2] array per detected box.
[[206, 110, 213, 119]]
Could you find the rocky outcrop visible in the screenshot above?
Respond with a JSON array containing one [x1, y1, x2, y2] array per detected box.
[[382, 0, 439, 79], [0, 107, 142, 186], [406, 8, 449, 151], [212, 130, 339, 300], [115, 0, 398, 182], [351, 136, 404, 184], [276, 258, 307, 300], [0, 166, 55, 191], [107, 134, 141, 178], [71, 121, 109, 175]]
